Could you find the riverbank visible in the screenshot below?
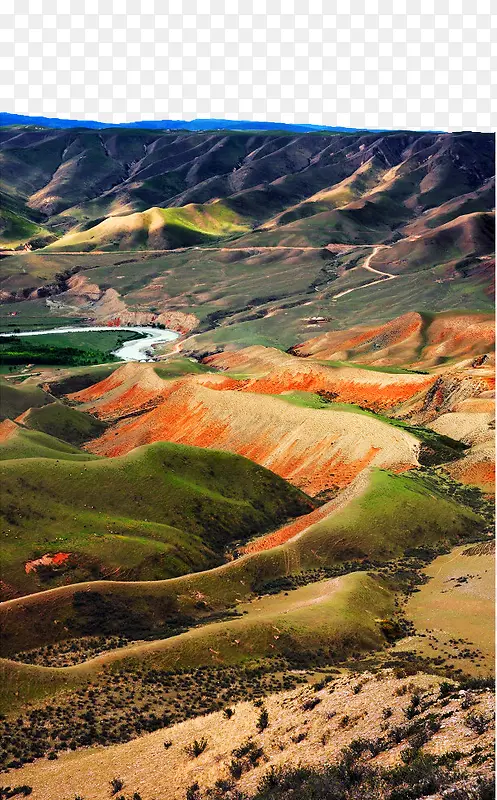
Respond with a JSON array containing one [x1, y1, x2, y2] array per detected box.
[[0, 325, 180, 362]]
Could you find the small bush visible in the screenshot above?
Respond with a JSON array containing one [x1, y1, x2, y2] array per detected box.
[[110, 778, 124, 796], [302, 697, 321, 711], [465, 713, 490, 735], [382, 706, 393, 719], [185, 783, 201, 800], [229, 759, 244, 780], [185, 737, 208, 758], [223, 708, 235, 719], [256, 708, 269, 733], [163, 739, 172, 749]]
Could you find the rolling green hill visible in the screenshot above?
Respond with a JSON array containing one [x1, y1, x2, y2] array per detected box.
[[0, 570, 393, 713], [0, 377, 54, 420], [0, 423, 101, 462], [44, 201, 252, 252], [0, 440, 315, 595], [0, 466, 486, 657], [19, 401, 108, 446]]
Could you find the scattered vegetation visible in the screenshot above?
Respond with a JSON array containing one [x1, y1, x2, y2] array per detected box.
[[0, 662, 305, 770]]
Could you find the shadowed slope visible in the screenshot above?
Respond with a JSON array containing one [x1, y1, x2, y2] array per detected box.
[[0, 440, 314, 596]]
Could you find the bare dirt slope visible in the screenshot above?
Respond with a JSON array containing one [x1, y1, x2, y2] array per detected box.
[[83, 378, 421, 495], [291, 311, 495, 369]]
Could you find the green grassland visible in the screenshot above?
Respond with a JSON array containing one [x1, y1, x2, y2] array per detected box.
[[20, 401, 108, 445], [0, 424, 101, 462], [0, 329, 143, 367], [0, 440, 314, 595], [0, 376, 54, 420], [0, 466, 487, 659], [0, 570, 392, 713]]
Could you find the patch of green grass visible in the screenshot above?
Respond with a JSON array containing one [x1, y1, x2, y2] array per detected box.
[[154, 358, 215, 380], [272, 391, 331, 409], [0, 377, 54, 421], [315, 359, 430, 375], [21, 401, 107, 446]]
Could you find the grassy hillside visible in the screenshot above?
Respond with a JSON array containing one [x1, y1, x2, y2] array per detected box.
[[0, 423, 101, 461], [20, 401, 107, 445], [0, 377, 54, 420], [0, 440, 315, 595], [0, 467, 486, 656], [0, 571, 393, 713], [46, 202, 251, 252]]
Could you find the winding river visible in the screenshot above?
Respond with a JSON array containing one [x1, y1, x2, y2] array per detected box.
[[0, 325, 180, 362]]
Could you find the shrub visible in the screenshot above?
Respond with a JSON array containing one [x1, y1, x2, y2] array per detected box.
[[185, 737, 208, 758], [229, 759, 244, 779], [223, 708, 235, 719], [256, 708, 269, 733], [185, 783, 201, 800], [382, 706, 393, 719], [163, 739, 173, 749], [465, 713, 490, 735], [110, 778, 124, 795], [439, 681, 454, 698], [302, 697, 321, 711], [405, 694, 421, 719]]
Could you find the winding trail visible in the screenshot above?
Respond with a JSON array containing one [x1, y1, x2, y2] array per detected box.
[[332, 245, 397, 300]]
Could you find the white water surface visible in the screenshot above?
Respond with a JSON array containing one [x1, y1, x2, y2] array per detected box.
[[0, 325, 180, 362]]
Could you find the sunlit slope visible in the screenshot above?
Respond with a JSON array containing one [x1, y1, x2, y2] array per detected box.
[[292, 311, 495, 367], [45, 202, 251, 252], [82, 378, 422, 495]]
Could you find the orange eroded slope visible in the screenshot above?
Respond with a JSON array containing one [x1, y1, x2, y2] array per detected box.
[[0, 418, 18, 442], [291, 312, 495, 368], [205, 345, 435, 409], [240, 472, 369, 554], [84, 380, 420, 495]]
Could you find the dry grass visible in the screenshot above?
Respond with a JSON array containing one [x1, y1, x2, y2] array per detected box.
[[393, 544, 495, 676], [10, 669, 494, 800]]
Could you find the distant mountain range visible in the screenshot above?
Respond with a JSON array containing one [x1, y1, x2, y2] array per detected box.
[[0, 112, 361, 133]]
